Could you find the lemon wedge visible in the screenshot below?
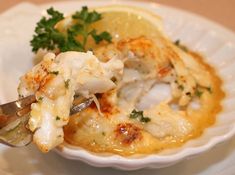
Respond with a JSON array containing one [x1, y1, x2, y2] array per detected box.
[[56, 5, 165, 49], [91, 5, 163, 40]]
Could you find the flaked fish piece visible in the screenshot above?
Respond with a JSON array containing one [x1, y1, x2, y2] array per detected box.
[[18, 51, 123, 152]]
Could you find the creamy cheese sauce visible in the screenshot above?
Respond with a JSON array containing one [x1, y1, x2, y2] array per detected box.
[[64, 40, 224, 156]]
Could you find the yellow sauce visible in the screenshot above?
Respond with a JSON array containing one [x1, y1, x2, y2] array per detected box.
[[64, 50, 224, 156], [62, 8, 225, 156]]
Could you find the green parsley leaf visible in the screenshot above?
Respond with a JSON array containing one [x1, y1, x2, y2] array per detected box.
[[140, 116, 151, 123], [178, 85, 184, 91], [64, 79, 70, 89], [71, 6, 111, 50], [130, 109, 151, 123], [49, 71, 59, 75], [56, 116, 60, 120], [19, 94, 24, 98], [60, 30, 83, 52], [30, 7, 64, 52], [90, 29, 112, 44], [72, 6, 102, 23], [130, 109, 142, 119], [174, 39, 180, 46], [195, 89, 203, 97], [174, 39, 188, 52], [38, 97, 44, 101], [206, 87, 212, 93]]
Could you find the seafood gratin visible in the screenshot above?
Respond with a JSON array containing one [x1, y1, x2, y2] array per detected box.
[[18, 6, 224, 155]]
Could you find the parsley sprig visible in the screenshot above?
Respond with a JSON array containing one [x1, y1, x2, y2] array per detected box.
[[31, 6, 112, 53], [31, 8, 64, 52]]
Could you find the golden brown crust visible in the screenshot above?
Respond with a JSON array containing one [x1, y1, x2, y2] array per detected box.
[[63, 37, 225, 156], [114, 123, 143, 145]]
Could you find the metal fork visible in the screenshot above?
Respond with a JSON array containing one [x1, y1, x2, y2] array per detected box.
[[0, 95, 93, 147]]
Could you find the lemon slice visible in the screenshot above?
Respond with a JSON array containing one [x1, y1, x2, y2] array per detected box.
[[56, 5, 164, 49], [91, 5, 163, 40]]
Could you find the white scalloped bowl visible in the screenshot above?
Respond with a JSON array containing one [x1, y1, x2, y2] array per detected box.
[[1, 0, 235, 171], [47, 1, 235, 170], [50, 1, 235, 170]]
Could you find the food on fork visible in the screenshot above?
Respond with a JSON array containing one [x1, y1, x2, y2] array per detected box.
[[18, 51, 123, 152]]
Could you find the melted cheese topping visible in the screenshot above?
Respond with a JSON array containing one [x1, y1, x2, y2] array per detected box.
[[64, 37, 224, 156], [18, 51, 123, 152]]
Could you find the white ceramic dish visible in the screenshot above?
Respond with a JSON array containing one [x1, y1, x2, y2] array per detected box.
[[1, 0, 235, 173]]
